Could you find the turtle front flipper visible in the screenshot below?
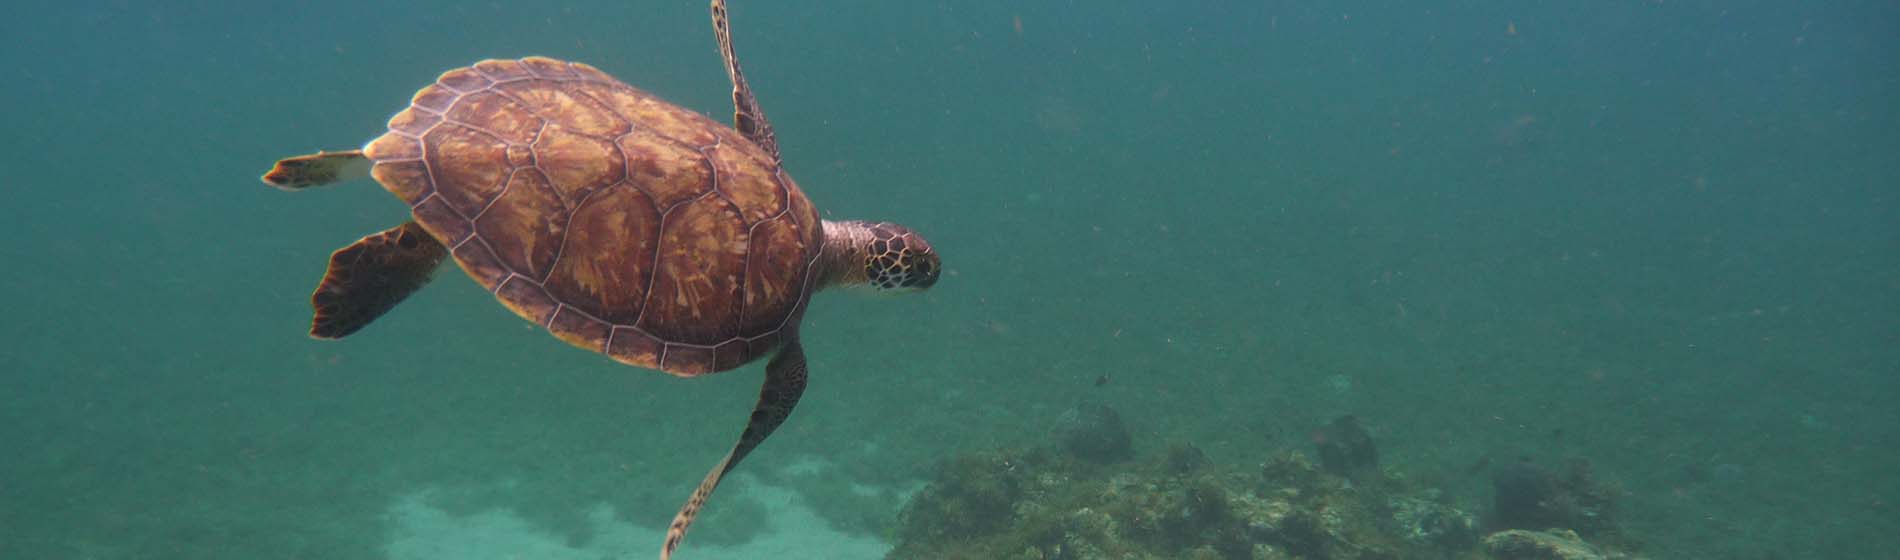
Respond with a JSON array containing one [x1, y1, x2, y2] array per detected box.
[[261, 150, 370, 191], [662, 336, 809, 560], [710, 0, 780, 164], [309, 221, 447, 339]]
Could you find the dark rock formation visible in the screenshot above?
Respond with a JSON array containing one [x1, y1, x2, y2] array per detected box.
[[1314, 415, 1378, 481], [1053, 402, 1134, 464]]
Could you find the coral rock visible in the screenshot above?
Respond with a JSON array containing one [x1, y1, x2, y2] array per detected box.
[[1052, 403, 1134, 464], [1482, 529, 1641, 560], [1314, 415, 1378, 480], [1490, 458, 1622, 539]]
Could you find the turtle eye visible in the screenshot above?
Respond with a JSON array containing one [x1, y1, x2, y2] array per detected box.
[[901, 249, 940, 289]]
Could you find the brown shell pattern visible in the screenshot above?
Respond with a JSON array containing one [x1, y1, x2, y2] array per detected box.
[[362, 57, 822, 376]]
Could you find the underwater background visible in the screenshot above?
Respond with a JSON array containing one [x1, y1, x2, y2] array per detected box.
[[2, 0, 1894, 558]]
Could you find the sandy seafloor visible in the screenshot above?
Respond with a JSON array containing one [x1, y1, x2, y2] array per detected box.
[[385, 478, 887, 560]]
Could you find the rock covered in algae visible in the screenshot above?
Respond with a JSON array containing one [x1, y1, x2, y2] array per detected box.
[[1051, 402, 1134, 464], [1313, 415, 1378, 481], [1482, 529, 1645, 560], [889, 449, 1035, 546], [888, 407, 1649, 560], [1490, 458, 1624, 541], [888, 443, 1481, 560]]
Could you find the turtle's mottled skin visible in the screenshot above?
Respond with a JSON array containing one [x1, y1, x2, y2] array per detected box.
[[259, 2, 940, 558], [362, 56, 821, 375]]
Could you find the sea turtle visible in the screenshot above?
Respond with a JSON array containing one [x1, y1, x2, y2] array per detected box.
[[259, 2, 939, 558]]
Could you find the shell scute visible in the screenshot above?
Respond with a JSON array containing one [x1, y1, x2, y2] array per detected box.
[[472, 59, 534, 82], [450, 239, 509, 292], [712, 339, 752, 372], [746, 331, 783, 361], [495, 276, 559, 324], [567, 61, 615, 84], [385, 110, 440, 139], [409, 194, 471, 243], [535, 125, 624, 203], [411, 84, 460, 113], [437, 67, 495, 93], [424, 124, 510, 217], [498, 81, 630, 138], [369, 159, 433, 204], [547, 306, 611, 353], [707, 143, 785, 224], [474, 169, 567, 280], [785, 172, 821, 248], [619, 131, 713, 209], [640, 195, 748, 345], [542, 186, 661, 325], [661, 344, 715, 376], [365, 133, 423, 162], [447, 91, 540, 145], [741, 215, 804, 334], [607, 326, 664, 367], [519, 56, 579, 80], [573, 81, 718, 147]]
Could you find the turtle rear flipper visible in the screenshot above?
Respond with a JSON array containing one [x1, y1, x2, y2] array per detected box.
[[310, 221, 447, 339], [262, 150, 369, 191]]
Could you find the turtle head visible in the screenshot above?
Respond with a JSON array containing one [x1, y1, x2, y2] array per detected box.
[[821, 220, 940, 292], [862, 223, 940, 292]]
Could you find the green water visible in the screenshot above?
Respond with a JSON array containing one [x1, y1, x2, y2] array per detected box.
[[3, 1, 1894, 558]]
